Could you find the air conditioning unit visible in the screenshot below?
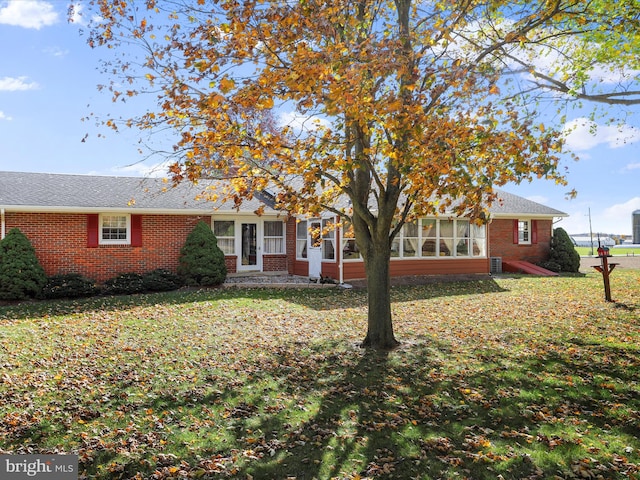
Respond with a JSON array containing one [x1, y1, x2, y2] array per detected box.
[[490, 257, 502, 274]]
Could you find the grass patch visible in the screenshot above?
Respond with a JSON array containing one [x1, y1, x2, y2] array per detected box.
[[575, 246, 640, 256], [1, 271, 639, 479]]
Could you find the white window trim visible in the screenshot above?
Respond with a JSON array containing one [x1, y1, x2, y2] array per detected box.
[[321, 218, 336, 262], [263, 220, 286, 255], [518, 219, 532, 245], [296, 220, 308, 260], [341, 218, 487, 261], [213, 219, 236, 255], [297, 218, 338, 262], [99, 213, 131, 245]]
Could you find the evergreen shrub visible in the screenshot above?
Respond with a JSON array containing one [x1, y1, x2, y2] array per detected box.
[[178, 221, 227, 286], [102, 273, 146, 295], [541, 227, 581, 273], [0, 228, 47, 300], [40, 273, 100, 299], [141, 268, 184, 292]]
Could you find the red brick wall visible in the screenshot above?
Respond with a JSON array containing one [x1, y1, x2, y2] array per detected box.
[[5, 212, 211, 282], [286, 217, 297, 274], [263, 254, 287, 272], [224, 256, 237, 273], [488, 218, 552, 263]]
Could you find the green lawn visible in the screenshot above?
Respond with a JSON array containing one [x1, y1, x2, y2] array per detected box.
[[1, 270, 639, 479], [575, 246, 640, 256]]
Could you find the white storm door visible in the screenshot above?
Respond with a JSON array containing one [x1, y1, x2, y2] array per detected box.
[[238, 222, 261, 271], [308, 220, 322, 279]]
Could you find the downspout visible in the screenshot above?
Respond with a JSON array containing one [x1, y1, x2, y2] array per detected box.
[[1, 208, 5, 239], [338, 223, 344, 285]]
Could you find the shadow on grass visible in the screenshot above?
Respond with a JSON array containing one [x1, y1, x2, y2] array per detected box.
[[10, 336, 636, 479], [0, 277, 508, 321]]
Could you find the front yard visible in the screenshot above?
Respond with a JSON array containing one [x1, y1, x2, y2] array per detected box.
[[1, 270, 639, 479]]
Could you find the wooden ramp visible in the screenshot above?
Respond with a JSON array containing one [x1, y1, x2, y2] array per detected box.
[[502, 260, 559, 276]]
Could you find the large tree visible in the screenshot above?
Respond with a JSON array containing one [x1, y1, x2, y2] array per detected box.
[[84, 0, 639, 349]]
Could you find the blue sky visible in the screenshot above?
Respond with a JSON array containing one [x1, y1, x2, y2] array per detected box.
[[0, 0, 639, 236]]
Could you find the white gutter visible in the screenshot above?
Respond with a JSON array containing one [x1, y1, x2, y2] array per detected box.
[[0, 205, 284, 216], [1, 208, 5, 239]]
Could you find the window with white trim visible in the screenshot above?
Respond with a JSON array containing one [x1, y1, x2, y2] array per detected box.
[[322, 219, 336, 260], [403, 221, 419, 257], [264, 221, 285, 254], [296, 220, 308, 259], [340, 218, 486, 261], [342, 223, 361, 259], [213, 220, 235, 255], [518, 220, 531, 244], [472, 223, 486, 256], [455, 220, 470, 256], [421, 219, 437, 256], [439, 220, 454, 257], [100, 214, 130, 244]]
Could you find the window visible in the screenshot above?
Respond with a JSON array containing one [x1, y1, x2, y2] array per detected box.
[[403, 221, 419, 257], [518, 220, 531, 244], [322, 219, 335, 260], [264, 221, 285, 254], [472, 223, 486, 256], [439, 220, 454, 257], [456, 220, 470, 256], [213, 220, 235, 255], [341, 218, 486, 261], [100, 214, 130, 244], [514, 219, 538, 245], [421, 219, 437, 256], [342, 223, 361, 259], [296, 220, 308, 259]]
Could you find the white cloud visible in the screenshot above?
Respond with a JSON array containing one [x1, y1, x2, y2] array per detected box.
[[68, 2, 85, 25], [603, 197, 640, 224], [623, 163, 640, 172], [0, 76, 39, 91], [558, 197, 640, 236], [44, 46, 69, 58], [278, 111, 330, 132], [0, 111, 12, 121], [562, 118, 640, 152], [525, 195, 549, 205], [113, 161, 172, 178], [0, 0, 58, 29]]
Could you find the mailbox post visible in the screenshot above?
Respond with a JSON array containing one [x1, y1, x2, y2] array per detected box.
[[592, 245, 618, 302]]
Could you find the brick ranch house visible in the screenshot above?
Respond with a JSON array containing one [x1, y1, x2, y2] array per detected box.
[[0, 171, 567, 283]]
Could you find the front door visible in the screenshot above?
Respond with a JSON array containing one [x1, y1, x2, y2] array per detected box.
[[239, 222, 261, 271], [308, 220, 322, 280]]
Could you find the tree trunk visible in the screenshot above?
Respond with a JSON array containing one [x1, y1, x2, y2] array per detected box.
[[360, 242, 399, 350]]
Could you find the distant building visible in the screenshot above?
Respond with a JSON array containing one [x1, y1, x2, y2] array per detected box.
[[571, 235, 615, 248], [634, 210, 640, 244]]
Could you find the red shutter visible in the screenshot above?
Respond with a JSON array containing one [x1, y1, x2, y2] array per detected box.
[[87, 214, 99, 248], [131, 214, 142, 247], [531, 220, 538, 244], [513, 219, 519, 244]]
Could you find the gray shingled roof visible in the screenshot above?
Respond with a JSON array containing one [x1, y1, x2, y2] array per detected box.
[[0, 171, 278, 214], [0, 171, 565, 217], [490, 190, 566, 217]]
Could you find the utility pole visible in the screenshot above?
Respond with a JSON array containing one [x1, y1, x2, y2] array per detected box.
[[588, 208, 594, 256]]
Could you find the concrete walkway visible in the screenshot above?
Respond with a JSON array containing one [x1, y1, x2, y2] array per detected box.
[[223, 272, 339, 288]]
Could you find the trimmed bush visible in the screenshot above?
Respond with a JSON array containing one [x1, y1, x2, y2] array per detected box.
[[40, 274, 100, 300], [141, 269, 184, 292], [546, 227, 581, 273], [178, 221, 227, 286], [102, 273, 146, 296], [0, 228, 47, 300]]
